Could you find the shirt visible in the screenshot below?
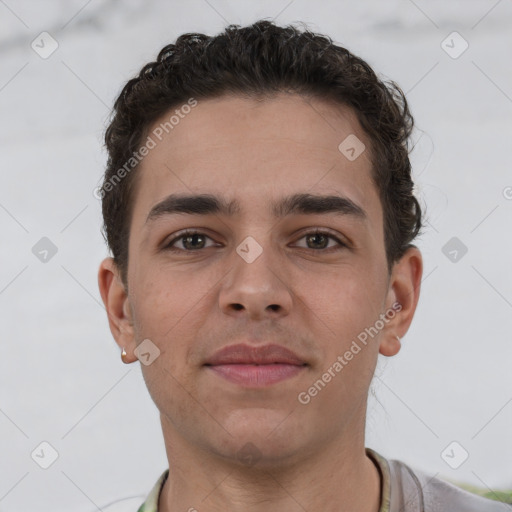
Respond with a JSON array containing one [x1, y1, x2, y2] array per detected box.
[[136, 447, 509, 511]]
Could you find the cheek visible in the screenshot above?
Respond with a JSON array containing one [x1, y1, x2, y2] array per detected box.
[[131, 267, 217, 356], [133, 274, 207, 424], [133, 283, 188, 344], [302, 266, 383, 345]]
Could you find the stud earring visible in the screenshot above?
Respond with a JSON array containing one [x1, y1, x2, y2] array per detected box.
[[121, 347, 128, 363]]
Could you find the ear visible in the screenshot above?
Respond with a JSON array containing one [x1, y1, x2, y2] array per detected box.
[[379, 246, 423, 357], [98, 257, 138, 363]]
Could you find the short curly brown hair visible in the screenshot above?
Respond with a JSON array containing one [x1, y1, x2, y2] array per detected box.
[[100, 19, 422, 287]]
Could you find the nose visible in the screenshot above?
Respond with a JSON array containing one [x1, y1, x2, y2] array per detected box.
[[219, 238, 293, 321]]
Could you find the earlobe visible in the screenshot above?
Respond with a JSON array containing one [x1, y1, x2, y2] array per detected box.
[[379, 334, 401, 357], [379, 247, 423, 357], [98, 257, 138, 362]]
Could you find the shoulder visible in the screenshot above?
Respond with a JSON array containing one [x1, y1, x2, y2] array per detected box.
[[388, 458, 510, 511]]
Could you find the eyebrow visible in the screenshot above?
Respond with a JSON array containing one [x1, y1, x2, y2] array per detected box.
[[145, 192, 367, 224]]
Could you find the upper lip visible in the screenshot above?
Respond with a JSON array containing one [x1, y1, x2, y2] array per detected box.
[[204, 343, 307, 366]]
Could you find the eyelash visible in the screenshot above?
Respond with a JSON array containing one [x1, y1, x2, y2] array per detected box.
[[164, 229, 347, 253]]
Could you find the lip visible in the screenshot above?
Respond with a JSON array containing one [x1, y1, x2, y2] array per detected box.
[[207, 364, 306, 387], [204, 343, 306, 366], [204, 343, 308, 387]]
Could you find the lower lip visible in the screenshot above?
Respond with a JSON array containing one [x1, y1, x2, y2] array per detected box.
[[206, 364, 306, 387]]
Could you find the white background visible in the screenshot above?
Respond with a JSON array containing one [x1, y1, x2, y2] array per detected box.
[[1, 0, 511, 510]]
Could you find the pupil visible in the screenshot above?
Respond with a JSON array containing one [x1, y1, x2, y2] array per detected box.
[[185, 234, 203, 249]]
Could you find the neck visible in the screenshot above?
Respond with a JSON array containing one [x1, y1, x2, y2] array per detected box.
[[158, 418, 381, 512]]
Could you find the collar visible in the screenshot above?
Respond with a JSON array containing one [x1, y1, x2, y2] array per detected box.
[[366, 446, 392, 512], [136, 469, 168, 512]]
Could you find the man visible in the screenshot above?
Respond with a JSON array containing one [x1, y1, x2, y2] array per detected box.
[[97, 19, 507, 512]]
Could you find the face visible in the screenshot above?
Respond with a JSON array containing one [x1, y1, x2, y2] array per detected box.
[[99, 93, 422, 467]]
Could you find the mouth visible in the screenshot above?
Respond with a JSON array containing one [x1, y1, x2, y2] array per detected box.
[[205, 362, 307, 387], [203, 343, 308, 387]]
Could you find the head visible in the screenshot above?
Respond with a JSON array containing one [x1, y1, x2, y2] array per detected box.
[[98, 20, 423, 467]]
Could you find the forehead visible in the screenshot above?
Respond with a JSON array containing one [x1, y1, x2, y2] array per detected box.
[[130, 93, 381, 229]]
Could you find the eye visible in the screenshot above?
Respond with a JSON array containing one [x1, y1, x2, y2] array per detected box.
[[164, 230, 217, 252], [293, 229, 347, 251], [163, 229, 347, 253]]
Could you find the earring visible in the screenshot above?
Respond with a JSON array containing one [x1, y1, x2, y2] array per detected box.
[[121, 347, 128, 363], [396, 335, 401, 342]]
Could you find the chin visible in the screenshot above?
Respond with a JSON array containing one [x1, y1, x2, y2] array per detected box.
[[214, 410, 307, 464]]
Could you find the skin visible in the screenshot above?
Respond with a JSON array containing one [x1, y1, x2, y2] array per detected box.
[[98, 93, 423, 512]]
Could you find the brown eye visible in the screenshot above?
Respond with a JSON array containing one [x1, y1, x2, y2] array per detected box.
[[294, 230, 346, 251], [165, 231, 216, 251], [306, 233, 329, 249]]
